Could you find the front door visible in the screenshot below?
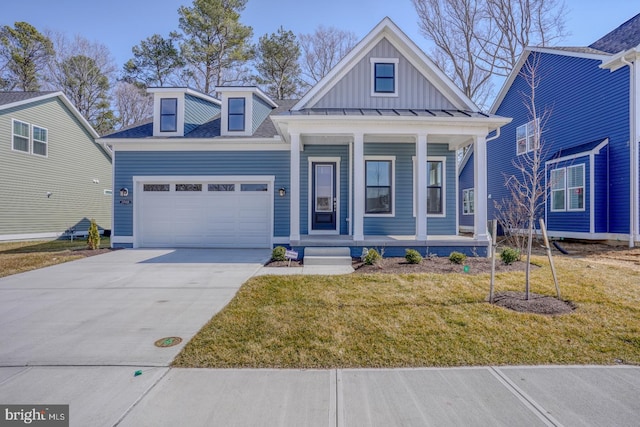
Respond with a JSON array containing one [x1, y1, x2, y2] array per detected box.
[[311, 162, 337, 231]]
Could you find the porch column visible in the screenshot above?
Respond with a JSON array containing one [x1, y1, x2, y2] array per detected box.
[[290, 132, 301, 241], [353, 133, 365, 241], [473, 134, 489, 240], [416, 134, 428, 240]]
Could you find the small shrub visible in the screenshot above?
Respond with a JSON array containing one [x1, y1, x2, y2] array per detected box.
[[500, 247, 520, 265], [272, 246, 287, 261], [405, 249, 423, 264], [87, 219, 100, 250], [363, 248, 382, 265], [449, 251, 467, 264]]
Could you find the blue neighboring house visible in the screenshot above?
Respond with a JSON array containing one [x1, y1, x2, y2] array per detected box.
[[101, 18, 510, 256], [460, 13, 640, 245]]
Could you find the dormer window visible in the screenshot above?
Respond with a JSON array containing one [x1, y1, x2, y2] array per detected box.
[[160, 98, 177, 132], [228, 98, 245, 131], [371, 58, 399, 96]]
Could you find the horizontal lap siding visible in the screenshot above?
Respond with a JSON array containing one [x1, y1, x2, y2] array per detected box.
[[595, 148, 609, 233], [547, 157, 590, 232], [252, 95, 273, 134], [427, 144, 457, 234], [0, 97, 112, 236], [184, 94, 220, 134], [113, 151, 290, 237], [458, 152, 475, 228], [489, 52, 629, 235], [301, 144, 350, 234]]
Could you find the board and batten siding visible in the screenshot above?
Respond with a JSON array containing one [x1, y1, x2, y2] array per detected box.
[[300, 144, 350, 235], [113, 150, 290, 239], [488, 52, 630, 236], [184, 94, 220, 135], [312, 38, 455, 110], [0, 97, 112, 237]]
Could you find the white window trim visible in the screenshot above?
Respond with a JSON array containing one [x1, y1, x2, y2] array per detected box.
[[550, 168, 566, 212], [516, 118, 540, 155], [567, 164, 586, 212], [32, 125, 48, 158], [11, 118, 30, 154], [152, 93, 185, 137], [220, 93, 253, 137], [412, 156, 447, 218], [462, 188, 474, 215], [364, 156, 395, 217], [370, 58, 399, 97]]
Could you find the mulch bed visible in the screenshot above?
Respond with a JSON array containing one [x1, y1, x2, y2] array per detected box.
[[491, 291, 576, 315], [352, 256, 537, 275]]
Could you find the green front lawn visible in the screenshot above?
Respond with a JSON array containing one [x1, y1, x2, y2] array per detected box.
[[0, 238, 111, 278], [173, 255, 640, 368]]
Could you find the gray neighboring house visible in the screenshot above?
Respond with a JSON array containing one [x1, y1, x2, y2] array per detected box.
[[0, 91, 112, 241]]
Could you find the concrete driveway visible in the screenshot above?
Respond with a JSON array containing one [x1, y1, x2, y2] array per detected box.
[[0, 248, 270, 366]]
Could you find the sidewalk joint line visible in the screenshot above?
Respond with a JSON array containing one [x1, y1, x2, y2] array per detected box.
[[490, 367, 563, 427], [112, 367, 171, 427]]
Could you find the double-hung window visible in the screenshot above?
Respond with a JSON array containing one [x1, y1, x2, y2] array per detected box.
[[32, 126, 47, 156], [371, 58, 398, 96], [365, 159, 393, 214], [462, 188, 474, 215], [516, 119, 540, 155], [427, 160, 444, 214], [12, 119, 30, 153], [160, 98, 177, 132], [228, 98, 245, 131], [550, 164, 584, 212]]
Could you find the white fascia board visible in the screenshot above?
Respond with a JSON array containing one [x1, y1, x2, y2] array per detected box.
[[216, 86, 278, 108], [108, 139, 289, 151], [292, 17, 477, 112], [0, 91, 101, 140], [544, 138, 609, 165], [490, 47, 611, 113], [600, 46, 640, 71], [147, 87, 221, 105]]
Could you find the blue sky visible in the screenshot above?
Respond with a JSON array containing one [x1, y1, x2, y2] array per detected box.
[[4, 0, 639, 69]]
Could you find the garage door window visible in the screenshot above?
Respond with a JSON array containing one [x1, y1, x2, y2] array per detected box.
[[209, 184, 235, 191], [143, 184, 170, 191], [241, 183, 268, 191], [176, 184, 202, 191]]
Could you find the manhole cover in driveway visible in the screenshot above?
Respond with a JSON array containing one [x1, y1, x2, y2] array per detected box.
[[154, 336, 183, 347]]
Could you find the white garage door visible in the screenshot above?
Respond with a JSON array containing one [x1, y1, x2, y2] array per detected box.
[[138, 180, 272, 248]]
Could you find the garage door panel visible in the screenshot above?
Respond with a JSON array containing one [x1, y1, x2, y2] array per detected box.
[[138, 180, 272, 248]]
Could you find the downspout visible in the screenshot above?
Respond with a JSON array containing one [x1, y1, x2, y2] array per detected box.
[[348, 140, 353, 236], [621, 56, 637, 247]]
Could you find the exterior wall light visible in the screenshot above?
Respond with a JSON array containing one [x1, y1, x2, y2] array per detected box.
[[279, 187, 286, 197], [119, 188, 129, 197]]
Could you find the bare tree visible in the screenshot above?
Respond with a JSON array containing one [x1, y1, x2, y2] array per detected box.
[[113, 81, 153, 128], [412, 0, 567, 108], [494, 52, 551, 299], [299, 25, 357, 88]]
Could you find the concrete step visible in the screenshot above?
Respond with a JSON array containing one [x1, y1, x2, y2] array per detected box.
[[304, 247, 351, 257], [303, 255, 353, 266], [303, 247, 352, 266]]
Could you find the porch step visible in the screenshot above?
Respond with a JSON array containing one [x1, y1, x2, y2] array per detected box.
[[303, 247, 352, 266]]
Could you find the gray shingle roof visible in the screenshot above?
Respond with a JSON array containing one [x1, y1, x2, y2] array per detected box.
[[590, 13, 640, 54], [550, 138, 608, 160], [0, 91, 56, 107], [102, 117, 153, 138]]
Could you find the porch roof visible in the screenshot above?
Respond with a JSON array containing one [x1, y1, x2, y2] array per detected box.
[[284, 108, 493, 119]]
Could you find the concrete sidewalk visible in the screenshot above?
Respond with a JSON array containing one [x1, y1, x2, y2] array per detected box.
[[1, 365, 637, 426]]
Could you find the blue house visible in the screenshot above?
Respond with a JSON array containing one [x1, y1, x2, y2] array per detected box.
[[460, 14, 640, 246], [102, 18, 510, 256]]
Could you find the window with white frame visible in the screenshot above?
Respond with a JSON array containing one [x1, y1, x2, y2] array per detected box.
[[228, 97, 246, 131], [370, 58, 398, 96], [12, 119, 30, 153], [427, 160, 444, 214], [160, 98, 178, 132], [550, 164, 584, 212], [462, 188, 474, 215], [516, 118, 540, 155], [365, 158, 394, 214], [32, 125, 47, 156]]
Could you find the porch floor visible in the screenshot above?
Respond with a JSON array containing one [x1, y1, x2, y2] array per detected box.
[[291, 234, 488, 248]]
